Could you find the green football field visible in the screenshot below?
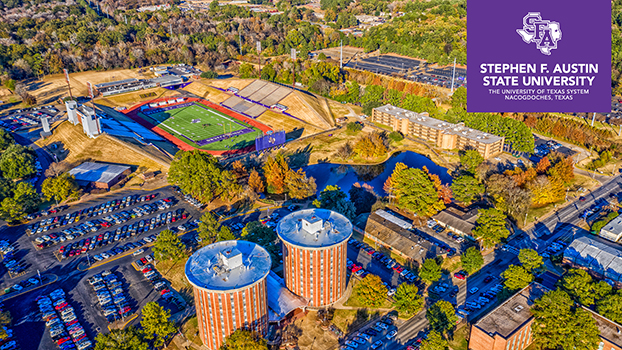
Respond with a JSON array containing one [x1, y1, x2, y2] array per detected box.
[[139, 102, 262, 150]]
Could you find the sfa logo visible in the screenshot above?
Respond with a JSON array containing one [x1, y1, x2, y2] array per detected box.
[[516, 12, 562, 55]]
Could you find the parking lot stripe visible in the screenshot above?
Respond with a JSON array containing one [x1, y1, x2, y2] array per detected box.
[[108, 313, 138, 332]]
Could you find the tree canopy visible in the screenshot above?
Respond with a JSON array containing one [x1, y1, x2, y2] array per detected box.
[[41, 173, 80, 203], [458, 149, 484, 173], [392, 283, 424, 316], [385, 163, 445, 217], [502, 265, 533, 291], [353, 274, 388, 308], [460, 247, 484, 274], [168, 150, 240, 203], [420, 258, 442, 285], [450, 175, 483, 205], [471, 208, 509, 248], [141, 302, 176, 348], [153, 229, 186, 261], [597, 289, 622, 324], [222, 329, 268, 350], [94, 327, 149, 350], [560, 269, 611, 307], [313, 185, 356, 219], [0, 144, 36, 179], [518, 249, 543, 272], [532, 289, 600, 350], [420, 330, 449, 350], [426, 300, 458, 335]]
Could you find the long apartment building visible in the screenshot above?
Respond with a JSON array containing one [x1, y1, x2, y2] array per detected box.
[[371, 104, 504, 159]]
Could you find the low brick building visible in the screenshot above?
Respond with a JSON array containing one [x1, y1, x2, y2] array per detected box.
[[68, 162, 131, 189], [469, 282, 622, 350]]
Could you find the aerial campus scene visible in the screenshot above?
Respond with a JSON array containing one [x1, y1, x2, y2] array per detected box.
[[0, 1, 622, 350]]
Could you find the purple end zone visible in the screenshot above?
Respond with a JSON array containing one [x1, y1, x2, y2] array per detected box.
[[183, 128, 255, 146]]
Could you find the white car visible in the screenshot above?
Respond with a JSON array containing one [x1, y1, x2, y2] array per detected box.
[[344, 340, 358, 349], [469, 287, 479, 294], [133, 249, 144, 256], [386, 329, 397, 339]]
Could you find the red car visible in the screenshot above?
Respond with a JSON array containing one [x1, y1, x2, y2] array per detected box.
[[73, 334, 87, 343], [367, 249, 375, 255], [160, 289, 171, 295], [142, 267, 152, 273], [66, 319, 78, 327], [59, 246, 66, 254], [394, 266, 404, 273], [55, 302, 68, 310], [352, 265, 363, 273], [140, 258, 148, 265], [57, 337, 71, 345], [454, 272, 465, 280]]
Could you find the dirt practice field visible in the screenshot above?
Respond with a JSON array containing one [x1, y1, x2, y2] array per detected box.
[[208, 78, 254, 91], [96, 88, 177, 108], [182, 82, 231, 103], [27, 69, 147, 104], [315, 46, 364, 61], [36, 121, 169, 172], [280, 91, 334, 129]]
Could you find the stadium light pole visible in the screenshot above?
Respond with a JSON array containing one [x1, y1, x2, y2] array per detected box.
[[450, 57, 456, 92]]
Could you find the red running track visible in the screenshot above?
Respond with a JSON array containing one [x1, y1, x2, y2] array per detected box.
[[123, 97, 272, 156]]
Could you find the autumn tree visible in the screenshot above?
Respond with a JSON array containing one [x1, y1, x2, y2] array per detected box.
[[285, 169, 317, 199], [263, 153, 290, 194], [353, 131, 388, 159], [353, 274, 388, 308], [248, 170, 265, 194], [231, 160, 247, 179]]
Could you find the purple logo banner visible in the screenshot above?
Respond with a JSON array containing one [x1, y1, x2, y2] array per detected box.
[[467, 0, 611, 113]]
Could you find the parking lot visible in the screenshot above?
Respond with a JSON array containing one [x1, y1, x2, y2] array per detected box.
[[0, 105, 61, 132]]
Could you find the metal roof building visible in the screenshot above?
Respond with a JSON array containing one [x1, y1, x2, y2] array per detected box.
[[563, 235, 622, 284], [599, 216, 622, 242], [277, 209, 352, 307], [68, 162, 131, 189], [185, 240, 271, 350]]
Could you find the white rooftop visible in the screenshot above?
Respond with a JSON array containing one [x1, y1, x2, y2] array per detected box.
[[266, 271, 308, 322], [185, 240, 272, 292], [564, 236, 622, 282], [68, 162, 130, 185], [375, 209, 412, 230], [276, 209, 353, 249]]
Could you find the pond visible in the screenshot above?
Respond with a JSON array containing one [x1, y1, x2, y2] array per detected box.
[[302, 151, 452, 197]]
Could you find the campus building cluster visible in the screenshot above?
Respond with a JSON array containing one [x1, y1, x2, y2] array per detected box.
[[65, 100, 101, 138], [371, 104, 504, 159], [185, 208, 352, 350]]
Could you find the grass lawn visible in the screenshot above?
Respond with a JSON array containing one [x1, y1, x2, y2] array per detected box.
[[448, 325, 469, 350], [332, 309, 382, 333], [139, 102, 262, 151], [155, 258, 194, 304], [181, 316, 203, 346]]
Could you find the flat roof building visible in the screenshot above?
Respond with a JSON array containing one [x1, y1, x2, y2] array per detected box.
[[432, 206, 479, 237], [599, 216, 622, 243], [372, 104, 504, 159], [185, 240, 272, 350], [563, 235, 622, 287], [470, 282, 622, 350], [68, 162, 131, 189], [277, 209, 352, 307]]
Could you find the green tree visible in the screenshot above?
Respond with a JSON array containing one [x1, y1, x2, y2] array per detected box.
[[221, 329, 268, 350], [450, 175, 483, 205], [518, 249, 543, 272], [426, 300, 458, 335], [459, 149, 484, 173], [240, 221, 279, 267], [0, 197, 25, 222], [0, 129, 14, 152], [387, 163, 444, 217], [141, 302, 176, 348], [532, 290, 600, 350], [217, 225, 236, 241], [312, 185, 356, 220], [597, 290, 622, 324], [393, 283, 424, 316], [0, 144, 36, 179], [388, 131, 403, 142], [239, 63, 257, 78], [450, 86, 467, 110], [460, 247, 484, 274], [346, 122, 363, 133], [12, 181, 39, 213], [502, 265, 533, 291], [420, 258, 442, 285], [353, 274, 388, 308], [41, 173, 80, 203], [200, 71, 218, 79], [94, 326, 149, 350], [420, 330, 449, 350], [198, 211, 221, 245], [153, 230, 186, 261], [168, 150, 240, 203], [561, 269, 611, 307], [471, 208, 509, 248]]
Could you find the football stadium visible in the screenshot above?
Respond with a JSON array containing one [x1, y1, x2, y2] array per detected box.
[[125, 97, 271, 154]]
